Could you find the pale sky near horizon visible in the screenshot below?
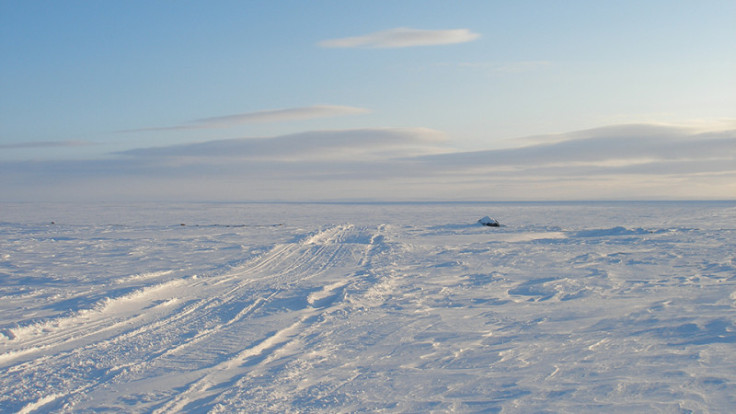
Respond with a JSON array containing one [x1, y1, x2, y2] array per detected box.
[[1, 1, 735, 201]]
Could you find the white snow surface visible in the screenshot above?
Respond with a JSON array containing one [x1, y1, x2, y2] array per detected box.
[[1, 201, 735, 413]]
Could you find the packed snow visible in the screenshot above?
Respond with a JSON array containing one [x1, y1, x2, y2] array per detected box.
[[1, 201, 735, 413]]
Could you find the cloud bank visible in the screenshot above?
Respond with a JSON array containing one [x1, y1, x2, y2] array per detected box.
[[417, 124, 735, 172], [125, 105, 369, 132], [2, 123, 734, 201], [319, 28, 480, 48]]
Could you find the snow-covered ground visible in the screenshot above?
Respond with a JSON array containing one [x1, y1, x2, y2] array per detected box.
[[1, 201, 735, 413]]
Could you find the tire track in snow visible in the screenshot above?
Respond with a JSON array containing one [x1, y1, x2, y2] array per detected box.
[[150, 224, 391, 413], [120, 228, 355, 371], [1, 224, 388, 412], [176, 225, 404, 412], [2, 232, 310, 369], [1, 232, 306, 411], [154, 313, 318, 413]]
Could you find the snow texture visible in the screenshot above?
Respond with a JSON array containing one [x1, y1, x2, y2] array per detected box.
[[1, 201, 735, 413]]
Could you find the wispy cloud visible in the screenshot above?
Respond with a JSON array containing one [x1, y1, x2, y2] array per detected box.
[[120, 127, 446, 161], [319, 27, 480, 48], [124, 105, 369, 132], [0, 140, 93, 149]]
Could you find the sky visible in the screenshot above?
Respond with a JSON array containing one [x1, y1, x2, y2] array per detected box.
[[1, 0, 735, 202]]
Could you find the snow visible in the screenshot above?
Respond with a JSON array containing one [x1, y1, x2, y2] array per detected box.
[[1, 201, 735, 412]]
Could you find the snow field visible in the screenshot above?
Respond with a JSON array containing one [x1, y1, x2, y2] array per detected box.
[[0, 202, 734, 412]]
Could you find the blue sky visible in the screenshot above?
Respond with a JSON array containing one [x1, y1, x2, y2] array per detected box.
[[1, 0, 735, 201]]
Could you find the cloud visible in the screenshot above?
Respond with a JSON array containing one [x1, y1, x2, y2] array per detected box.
[[0, 140, 93, 149], [319, 27, 480, 48], [3, 123, 734, 202], [124, 105, 369, 132], [415, 124, 736, 175], [119, 127, 446, 161]]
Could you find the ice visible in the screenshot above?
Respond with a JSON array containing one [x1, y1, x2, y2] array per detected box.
[[1, 201, 734, 412]]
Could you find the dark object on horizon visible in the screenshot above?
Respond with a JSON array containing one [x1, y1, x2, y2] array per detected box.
[[478, 216, 500, 227]]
